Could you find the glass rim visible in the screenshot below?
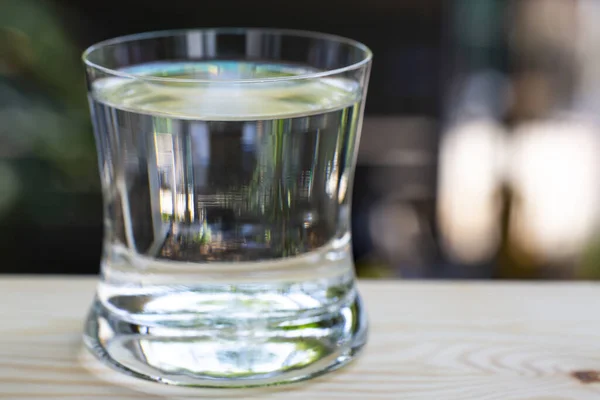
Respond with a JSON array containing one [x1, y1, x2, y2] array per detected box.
[[82, 27, 373, 84]]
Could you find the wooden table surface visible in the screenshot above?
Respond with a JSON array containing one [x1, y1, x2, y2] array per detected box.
[[2, 277, 600, 399]]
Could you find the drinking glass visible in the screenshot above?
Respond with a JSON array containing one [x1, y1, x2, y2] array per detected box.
[[83, 28, 372, 387]]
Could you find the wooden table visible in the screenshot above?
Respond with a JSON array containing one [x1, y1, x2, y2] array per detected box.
[[2, 277, 600, 399]]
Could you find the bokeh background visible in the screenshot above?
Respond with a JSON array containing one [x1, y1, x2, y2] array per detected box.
[[3, 0, 600, 279]]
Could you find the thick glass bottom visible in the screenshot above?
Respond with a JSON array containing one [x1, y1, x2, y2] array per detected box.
[[83, 293, 367, 387]]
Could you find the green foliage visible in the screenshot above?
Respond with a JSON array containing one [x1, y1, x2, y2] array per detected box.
[[0, 0, 97, 195]]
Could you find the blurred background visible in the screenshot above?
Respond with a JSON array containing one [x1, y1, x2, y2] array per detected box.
[[3, 0, 600, 279]]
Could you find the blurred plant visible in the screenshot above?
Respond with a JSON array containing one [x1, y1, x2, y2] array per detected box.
[[0, 0, 98, 220], [355, 256, 396, 279], [578, 236, 600, 280]]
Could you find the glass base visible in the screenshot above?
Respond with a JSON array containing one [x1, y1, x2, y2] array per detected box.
[[83, 293, 367, 387]]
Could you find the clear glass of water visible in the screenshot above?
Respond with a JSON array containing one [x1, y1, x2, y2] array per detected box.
[[83, 28, 372, 387]]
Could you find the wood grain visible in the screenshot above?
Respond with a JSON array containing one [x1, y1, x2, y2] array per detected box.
[[1, 277, 600, 399]]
